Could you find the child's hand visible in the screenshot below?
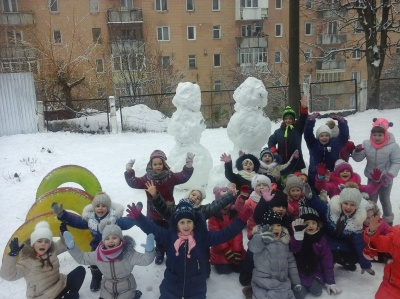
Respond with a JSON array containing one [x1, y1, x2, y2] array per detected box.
[[260, 225, 274, 244], [316, 163, 327, 178], [126, 202, 143, 220], [233, 252, 242, 264], [229, 183, 238, 196], [224, 249, 235, 261], [370, 168, 382, 183], [368, 214, 382, 234], [304, 183, 313, 200], [8, 238, 24, 256], [331, 114, 345, 122], [186, 152, 195, 167], [292, 219, 308, 241], [261, 189, 275, 202], [51, 202, 64, 217], [325, 284, 341, 295], [220, 153, 232, 163], [300, 95, 308, 108], [308, 112, 320, 121], [126, 159, 135, 171], [63, 231, 75, 250], [145, 181, 157, 198], [354, 144, 364, 153], [382, 173, 394, 187], [141, 233, 155, 252]]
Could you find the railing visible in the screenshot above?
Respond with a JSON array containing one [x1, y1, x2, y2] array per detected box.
[[107, 8, 143, 23], [316, 60, 346, 70], [0, 12, 34, 26], [0, 45, 36, 59], [317, 34, 347, 45], [109, 39, 145, 54]]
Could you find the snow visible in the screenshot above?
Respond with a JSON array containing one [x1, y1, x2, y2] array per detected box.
[[1, 106, 400, 299]]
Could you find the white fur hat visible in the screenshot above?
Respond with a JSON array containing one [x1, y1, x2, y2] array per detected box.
[[316, 124, 332, 138], [30, 221, 53, 245]]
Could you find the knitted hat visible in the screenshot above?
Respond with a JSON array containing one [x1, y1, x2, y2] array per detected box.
[[147, 149, 170, 171], [334, 159, 353, 176], [187, 186, 206, 201], [213, 186, 230, 200], [284, 174, 304, 194], [268, 191, 288, 209], [326, 120, 339, 138], [251, 174, 272, 189], [92, 192, 112, 209], [339, 187, 362, 208], [299, 206, 320, 223], [259, 147, 274, 160], [101, 223, 123, 243], [316, 124, 332, 138], [174, 199, 195, 222], [371, 118, 392, 131], [282, 106, 296, 120], [370, 118, 392, 145], [30, 221, 53, 245], [260, 209, 282, 226]]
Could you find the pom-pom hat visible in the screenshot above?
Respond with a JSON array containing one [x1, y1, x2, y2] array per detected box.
[[316, 125, 332, 138], [30, 221, 53, 245], [282, 106, 296, 120], [174, 199, 195, 222], [92, 192, 112, 209], [213, 186, 230, 200]]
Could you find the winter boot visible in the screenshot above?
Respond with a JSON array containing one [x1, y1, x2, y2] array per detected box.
[[89, 265, 102, 292], [242, 285, 252, 299], [133, 290, 142, 299], [155, 247, 164, 265]]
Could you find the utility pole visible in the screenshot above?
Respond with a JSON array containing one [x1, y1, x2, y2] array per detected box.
[[288, 0, 300, 110]]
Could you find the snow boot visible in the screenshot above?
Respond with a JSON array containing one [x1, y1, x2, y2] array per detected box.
[[242, 285, 252, 299], [133, 290, 142, 299], [89, 265, 102, 292], [155, 248, 164, 265]]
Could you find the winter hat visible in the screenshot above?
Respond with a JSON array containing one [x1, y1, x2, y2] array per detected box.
[[339, 187, 362, 208], [236, 153, 260, 172], [251, 174, 272, 190], [260, 209, 282, 226], [284, 174, 305, 194], [371, 118, 392, 132], [147, 149, 170, 171], [259, 147, 274, 160], [316, 124, 332, 138], [268, 191, 288, 209], [326, 120, 339, 138], [213, 186, 230, 200], [299, 206, 320, 223], [101, 223, 123, 243], [282, 106, 296, 120], [370, 118, 392, 148], [174, 199, 195, 222], [187, 186, 206, 201], [30, 221, 53, 245], [334, 159, 353, 176], [92, 192, 112, 209]]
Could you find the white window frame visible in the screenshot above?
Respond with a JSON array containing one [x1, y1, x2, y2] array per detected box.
[[186, 0, 194, 11], [352, 49, 361, 59], [306, 0, 312, 8], [241, 25, 252, 37], [240, 0, 259, 8], [188, 55, 196, 68], [6, 30, 22, 44], [2, 0, 18, 12], [53, 30, 62, 44], [155, 0, 167, 11], [187, 26, 196, 40], [328, 21, 339, 34], [98, 87, 105, 98], [213, 53, 221, 67], [305, 22, 313, 36], [49, 0, 59, 12], [352, 71, 360, 84], [274, 51, 282, 63], [157, 26, 170, 41], [213, 25, 221, 39], [161, 56, 171, 66], [275, 0, 282, 9], [214, 80, 221, 91], [354, 20, 363, 33], [212, 0, 220, 11], [275, 24, 283, 37], [89, 0, 99, 13], [304, 49, 311, 62], [239, 47, 267, 64], [96, 58, 104, 73]]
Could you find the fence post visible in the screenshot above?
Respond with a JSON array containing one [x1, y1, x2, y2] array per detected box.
[[109, 96, 118, 134], [359, 80, 367, 112], [37, 101, 45, 133]]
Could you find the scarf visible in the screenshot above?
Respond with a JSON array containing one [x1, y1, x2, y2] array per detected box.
[[96, 241, 125, 262], [237, 170, 257, 181], [174, 232, 196, 258], [146, 169, 170, 180], [295, 229, 322, 276], [284, 125, 294, 138], [370, 134, 389, 150], [259, 161, 278, 172]]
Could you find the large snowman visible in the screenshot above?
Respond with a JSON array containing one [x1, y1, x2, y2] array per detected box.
[[167, 82, 213, 190]]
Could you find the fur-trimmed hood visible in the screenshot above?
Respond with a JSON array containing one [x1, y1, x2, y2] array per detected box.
[[328, 194, 367, 229], [236, 153, 260, 172], [82, 202, 124, 221]]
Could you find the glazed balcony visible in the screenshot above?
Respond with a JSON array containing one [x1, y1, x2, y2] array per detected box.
[[0, 12, 34, 26]]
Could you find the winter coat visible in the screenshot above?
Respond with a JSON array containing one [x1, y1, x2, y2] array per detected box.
[[0, 240, 67, 299], [352, 132, 400, 179], [289, 232, 335, 288], [152, 192, 236, 221], [268, 106, 308, 170], [363, 219, 391, 236], [249, 226, 300, 299], [58, 202, 135, 251], [135, 211, 246, 299], [304, 119, 349, 187], [364, 226, 400, 299], [125, 165, 194, 221], [306, 192, 371, 269], [244, 196, 258, 239], [68, 236, 155, 299]]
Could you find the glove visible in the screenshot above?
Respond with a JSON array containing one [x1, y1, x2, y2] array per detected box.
[[51, 202, 64, 217], [126, 202, 143, 220], [8, 238, 24, 256], [303, 183, 313, 200], [238, 207, 253, 222], [308, 112, 320, 121], [239, 185, 252, 200], [233, 252, 242, 264], [224, 249, 235, 261], [292, 149, 299, 159], [261, 189, 275, 202], [63, 231, 75, 249], [325, 284, 342, 295], [370, 168, 382, 183], [141, 233, 155, 252], [220, 153, 232, 163], [293, 285, 302, 292], [354, 144, 364, 153], [60, 221, 68, 234], [260, 225, 275, 244], [382, 173, 393, 187], [186, 152, 195, 167], [361, 267, 375, 275], [292, 219, 308, 241], [316, 163, 327, 178], [126, 159, 135, 171], [331, 114, 345, 122]]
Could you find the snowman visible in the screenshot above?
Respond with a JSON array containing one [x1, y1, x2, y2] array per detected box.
[[167, 82, 213, 191]]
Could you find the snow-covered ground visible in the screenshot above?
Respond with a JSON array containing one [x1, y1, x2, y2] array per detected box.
[[0, 108, 399, 299]]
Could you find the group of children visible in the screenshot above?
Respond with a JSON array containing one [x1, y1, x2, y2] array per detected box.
[[1, 98, 400, 299]]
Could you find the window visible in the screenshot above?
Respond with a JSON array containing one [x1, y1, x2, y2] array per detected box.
[[397, 44, 400, 55], [352, 49, 361, 59], [213, 25, 221, 39], [275, 0, 282, 9], [213, 54, 221, 67], [304, 49, 311, 62], [155, 0, 167, 11], [6, 30, 22, 44], [328, 21, 338, 34], [241, 25, 252, 37], [306, 0, 312, 8], [274, 51, 282, 63], [53, 30, 62, 44], [188, 55, 196, 68], [49, 0, 59, 12], [305, 22, 313, 36], [121, 0, 134, 9], [89, 0, 99, 13], [161, 56, 170, 66], [187, 26, 196, 40], [316, 71, 344, 82], [112, 55, 141, 71], [212, 0, 220, 11], [275, 24, 282, 37], [96, 59, 104, 73], [303, 74, 311, 84], [2, 0, 18, 12], [240, 0, 258, 8], [239, 48, 267, 64], [214, 80, 221, 91], [352, 71, 360, 84], [157, 26, 170, 41], [354, 20, 363, 33], [186, 0, 194, 11], [274, 76, 282, 86], [98, 87, 105, 98], [92, 28, 101, 43]]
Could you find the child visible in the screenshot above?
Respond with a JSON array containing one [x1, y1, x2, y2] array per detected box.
[[268, 96, 309, 173], [63, 222, 155, 299], [352, 117, 400, 225], [364, 214, 400, 298], [126, 199, 252, 299], [284, 174, 306, 217], [326, 119, 355, 162], [289, 207, 341, 298], [315, 159, 382, 198], [125, 149, 194, 264], [51, 191, 136, 292], [304, 113, 349, 189], [249, 209, 301, 299], [0, 221, 85, 299], [304, 184, 375, 274], [294, 171, 309, 184]]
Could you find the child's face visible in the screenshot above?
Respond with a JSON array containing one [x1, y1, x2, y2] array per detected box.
[[299, 174, 308, 184], [151, 158, 165, 173], [33, 238, 51, 256], [242, 160, 254, 173], [177, 218, 194, 235], [272, 206, 287, 217], [255, 184, 269, 196], [305, 220, 319, 234], [104, 235, 122, 249], [339, 169, 351, 181], [94, 204, 108, 218], [284, 116, 294, 126], [289, 187, 302, 201], [318, 133, 330, 145], [188, 190, 202, 208], [363, 209, 380, 226], [341, 201, 357, 216], [371, 132, 385, 144], [261, 154, 273, 164], [271, 224, 282, 239]]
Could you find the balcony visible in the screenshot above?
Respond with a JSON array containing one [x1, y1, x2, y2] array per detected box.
[[316, 60, 346, 70], [0, 45, 36, 59], [236, 34, 268, 48], [317, 34, 347, 45], [110, 39, 145, 54], [0, 12, 34, 26], [108, 8, 143, 24], [317, 5, 347, 18], [236, 0, 268, 21]]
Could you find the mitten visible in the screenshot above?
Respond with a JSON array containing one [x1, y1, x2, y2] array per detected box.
[[308, 112, 320, 121], [60, 221, 68, 234], [354, 144, 364, 153], [51, 202, 64, 217], [63, 231, 75, 249], [8, 238, 24, 256], [126, 202, 143, 220], [238, 207, 253, 222], [220, 153, 232, 163], [293, 285, 302, 292], [361, 267, 375, 275], [126, 159, 135, 171], [260, 225, 275, 244], [319, 189, 328, 203], [141, 233, 155, 252], [325, 284, 342, 295], [224, 249, 235, 261], [303, 183, 313, 200], [382, 173, 393, 187], [186, 152, 195, 167], [261, 189, 275, 202], [331, 114, 345, 122], [370, 168, 382, 183], [233, 252, 242, 264], [316, 163, 327, 179], [292, 219, 308, 241], [239, 185, 252, 201]]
